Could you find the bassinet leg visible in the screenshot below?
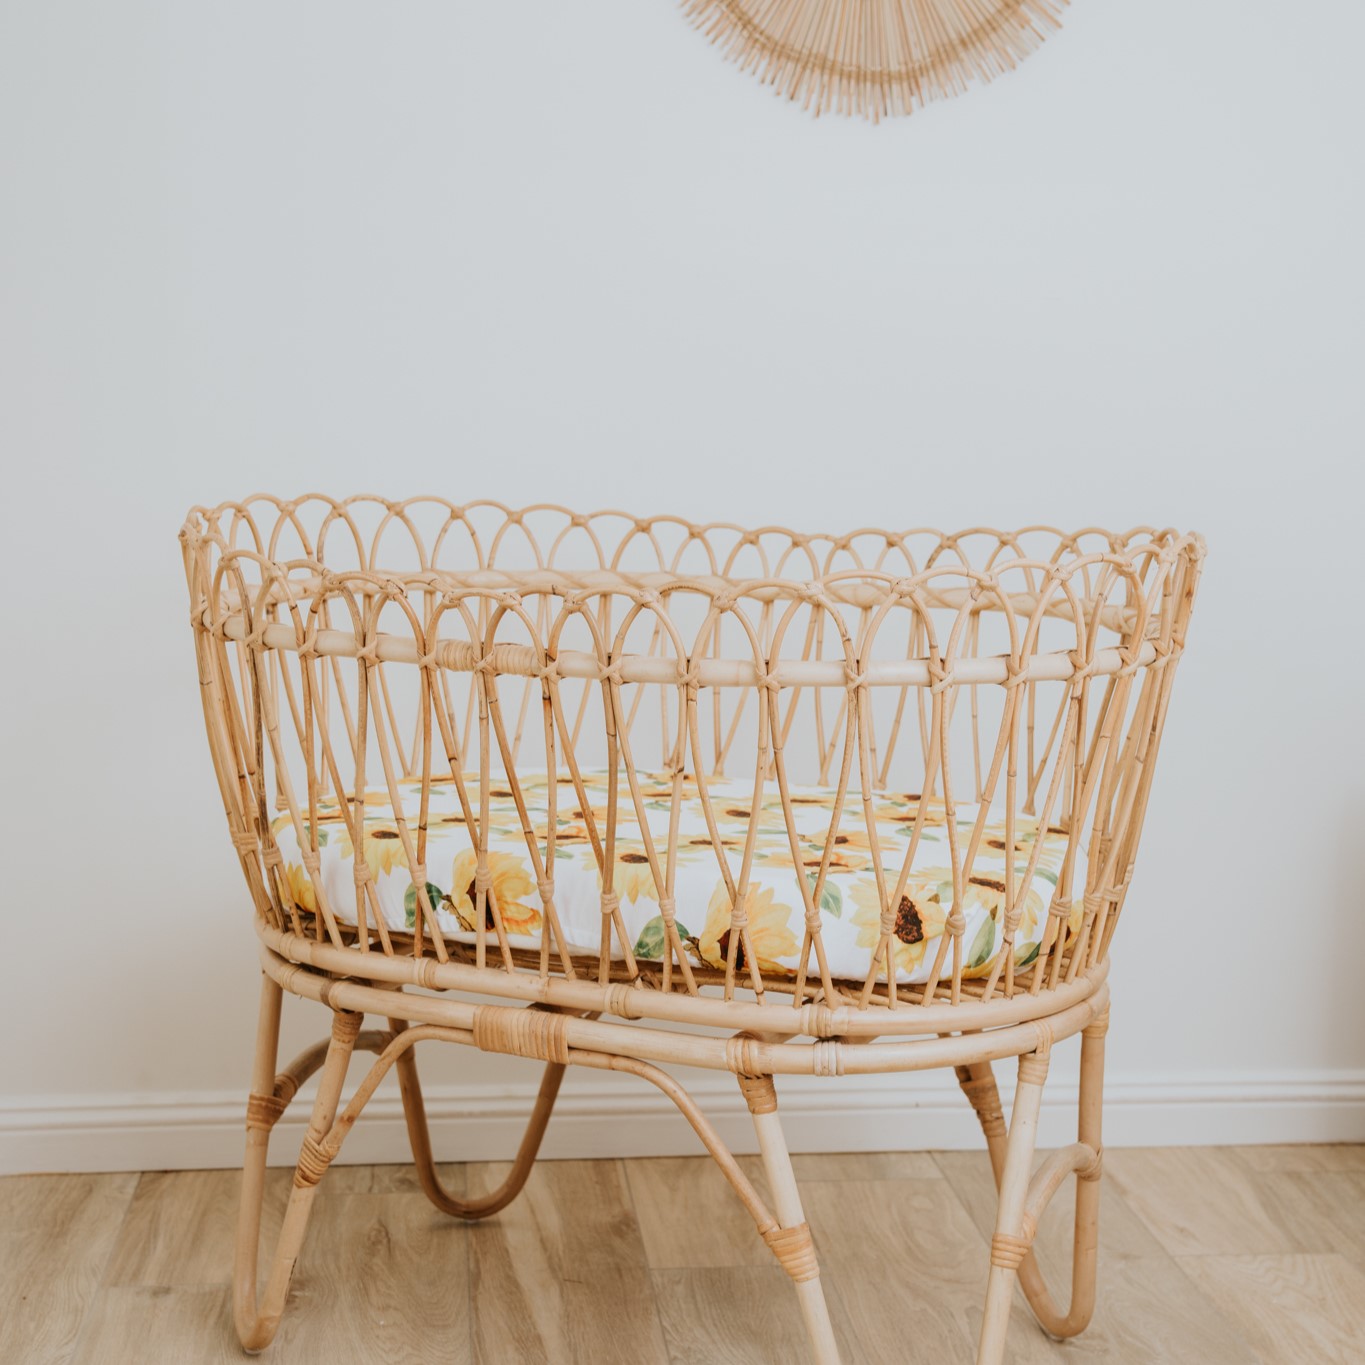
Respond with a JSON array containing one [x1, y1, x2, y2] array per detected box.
[[1016, 1008, 1106, 1339], [976, 1047, 1049, 1365], [960, 1011, 1108, 1344], [390, 1015, 567, 1219], [1054, 1007, 1107, 1336], [742, 1076, 841, 1365], [955, 1060, 1009, 1182], [233, 985, 361, 1353]]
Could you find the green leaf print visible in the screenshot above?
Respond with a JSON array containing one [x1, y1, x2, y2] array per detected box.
[[967, 915, 996, 970], [632, 915, 692, 961], [404, 882, 447, 930], [806, 872, 842, 918]]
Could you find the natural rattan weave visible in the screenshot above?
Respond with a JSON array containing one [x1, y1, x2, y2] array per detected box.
[[682, 0, 1071, 121], [181, 497, 1202, 1363]]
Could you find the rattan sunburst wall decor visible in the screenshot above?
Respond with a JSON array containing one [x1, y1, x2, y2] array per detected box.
[[682, 0, 1071, 120]]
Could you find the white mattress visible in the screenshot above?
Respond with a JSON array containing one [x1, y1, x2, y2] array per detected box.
[[271, 768, 1079, 985]]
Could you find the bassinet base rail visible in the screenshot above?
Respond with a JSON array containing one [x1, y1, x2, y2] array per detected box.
[[236, 952, 1109, 1362]]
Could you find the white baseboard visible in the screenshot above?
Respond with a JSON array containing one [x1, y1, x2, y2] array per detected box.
[[3, 1069, 1362, 1176]]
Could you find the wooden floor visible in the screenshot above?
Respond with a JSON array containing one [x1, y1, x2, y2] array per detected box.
[[4, 1145, 1364, 1363]]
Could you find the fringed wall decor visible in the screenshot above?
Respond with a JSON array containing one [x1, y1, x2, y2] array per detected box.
[[682, 0, 1071, 120]]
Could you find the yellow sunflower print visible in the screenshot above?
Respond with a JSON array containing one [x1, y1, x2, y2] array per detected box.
[[849, 872, 949, 976], [696, 881, 798, 974], [875, 794, 950, 827], [798, 827, 875, 871], [283, 862, 318, 913], [448, 849, 541, 938], [979, 821, 1067, 875], [608, 850, 659, 906], [335, 822, 409, 882], [956, 872, 1047, 965]]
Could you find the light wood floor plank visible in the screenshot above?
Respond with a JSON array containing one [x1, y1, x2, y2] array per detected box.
[[1104, 1146, 1315, 1258], [103, 1168, 283, 1288], [0, 1173, 138, 1365], [801, 1171, 983, 1278], [4, 1147, 1363, 1363], [1179, 1253, 1365, 1365], [790, 1150, 943, 1182], [271, 1192, 472, 1364], [359, 1159, 465, 1196], [0, 1170, 137, 1231], [1246, 1170, 1365, 1275], [822, 1265, 980, 1363], [801, 1175, 989, 1360], [940, 1150, 1270, 1362], [934, 1148, 1170, 1268], [651, 1266, 831, 1364], [98, 1159, 454, 1294], [468, 1158, 669, 1365], [625, 1155, 772, 1270], [1230, 1143, 1365, 1174], [71, 1287, 240, 1365]]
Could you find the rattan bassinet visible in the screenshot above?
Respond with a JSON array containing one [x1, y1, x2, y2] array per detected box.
[[181, 496, 1202, 1363]]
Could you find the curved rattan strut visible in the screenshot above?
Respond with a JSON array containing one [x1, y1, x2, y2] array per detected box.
[[182, 496, 1202, 1363]]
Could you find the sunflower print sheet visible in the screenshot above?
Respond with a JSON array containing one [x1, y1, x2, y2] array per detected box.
[[270, 770, 1080, 984]]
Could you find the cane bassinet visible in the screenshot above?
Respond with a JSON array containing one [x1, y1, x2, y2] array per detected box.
[[181, 496, 1203, 1363]]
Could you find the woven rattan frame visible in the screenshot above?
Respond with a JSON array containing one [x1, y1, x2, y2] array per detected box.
[[181, 496, 1202, 1362]]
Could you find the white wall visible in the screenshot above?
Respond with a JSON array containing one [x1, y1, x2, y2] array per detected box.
[[3, 0, 1363, 1172]]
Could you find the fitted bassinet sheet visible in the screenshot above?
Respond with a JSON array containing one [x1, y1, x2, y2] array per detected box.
[[270, 770, 1080, 985]]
